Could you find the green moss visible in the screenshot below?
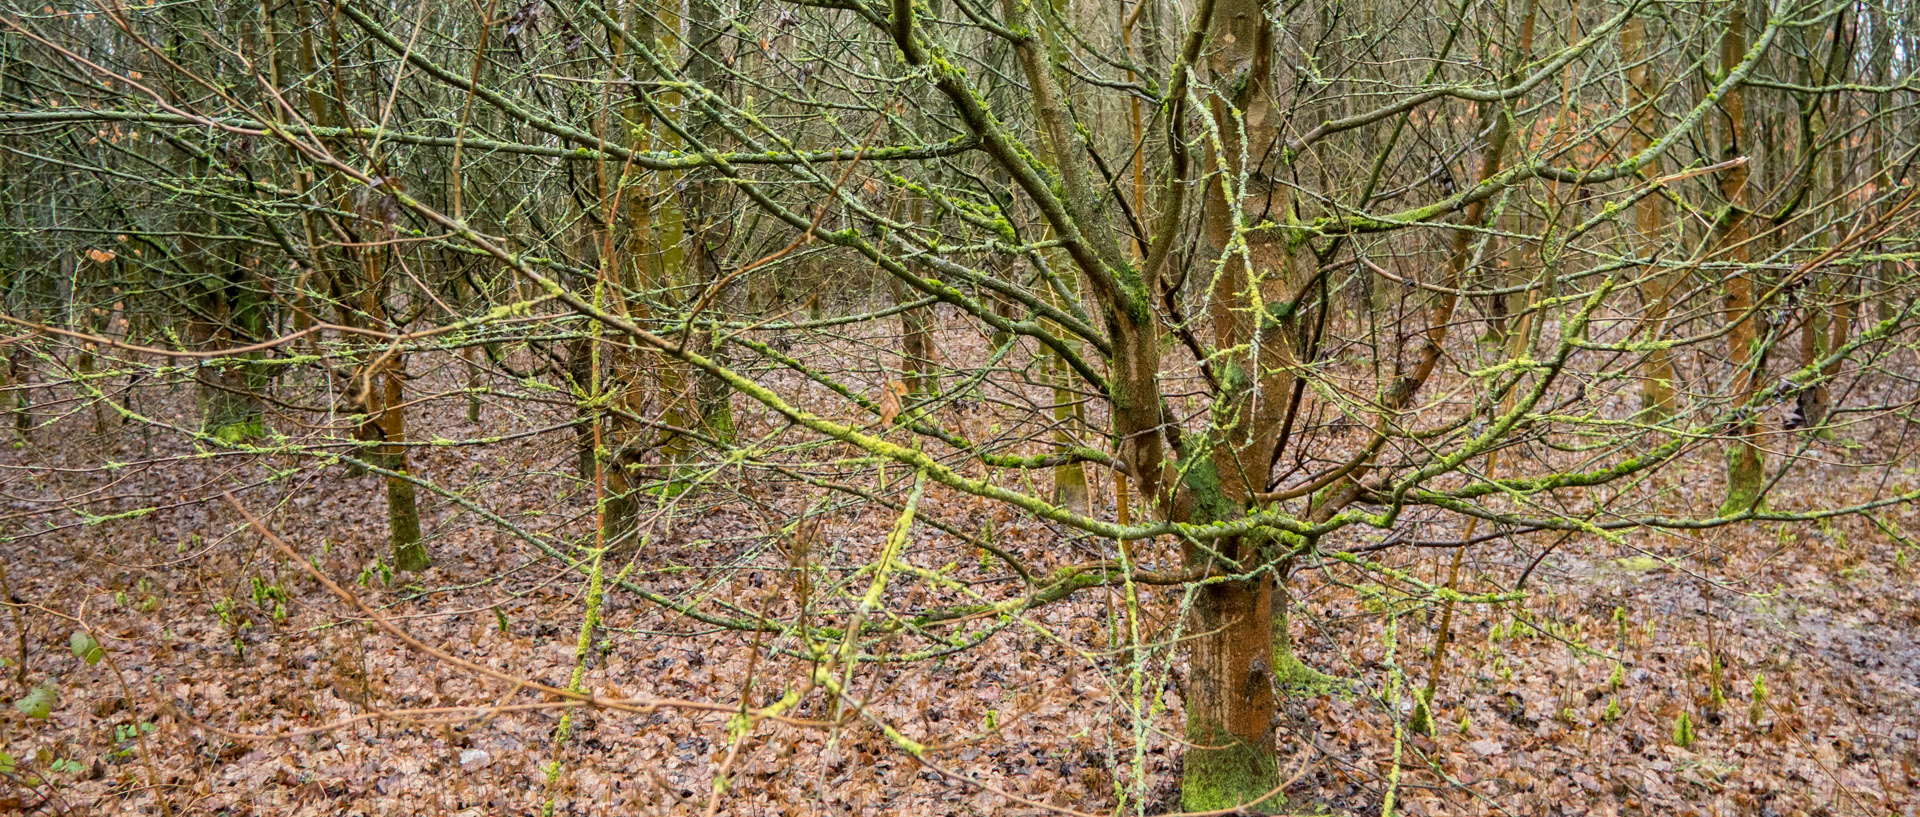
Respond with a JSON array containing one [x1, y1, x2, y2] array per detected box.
[[1181, 720, 1283, 813], [1272, 652, 1344, 697], [1612, 555, 1665, 572], [389, 471, 429, 573], [1263, 299, 1297, 326], [1176, 455, 1238, 526], [702, 398, 737, 446], [211, 419, 265, 444], [645, 479, 696, 500], [1410, 694, 1434, 736], [1671, 710, 1695, 748], [1720, 442, 1765, 515]]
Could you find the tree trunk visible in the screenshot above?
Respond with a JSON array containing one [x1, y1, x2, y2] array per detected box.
[[568, 335, 597, 484], [635, 0, 697, 495], [1798, 14, 1856, 435], [3, 346, 29, 439], [1183, 550, 1278, 810], [1625, 12, 1679, 420], [1799, 278, 1831, 431], [1180, 0, 1300, 806], [687, 0, 736, 446], [1044, 251, 1089, 515], [1049, 359, 1090, 515], [463, 345, 482, 424], [892, 274, 937, 396], [383, 364, 429, 572], [1715, 2, 1765, 513]]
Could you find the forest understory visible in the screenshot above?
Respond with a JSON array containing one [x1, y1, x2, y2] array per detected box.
[[0, 342, 1915, 817], [3, 0, 1917, 813]]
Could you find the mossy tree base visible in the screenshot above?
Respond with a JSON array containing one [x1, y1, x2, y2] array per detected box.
[[393, 541, 432, 573], [1720, 439, 1766, 516], [201, 381, 265, 444], [388, 472, 430, 572], [1181, 722, 1284, 813], [209, 419, 266, 445]]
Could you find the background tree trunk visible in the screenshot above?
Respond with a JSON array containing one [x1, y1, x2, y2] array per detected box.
[[1716, 1, 1765, 514], [384, 365, 429, 572], [1626, 12, 1678, 420]]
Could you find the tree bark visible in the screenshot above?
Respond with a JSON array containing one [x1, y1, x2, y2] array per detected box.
[[384, 365, 429, 572], [1625, 12, 1679, 420], [1715, 1, 1765, 514], [1180, 0, 1300, 807], [1182, 545, 1278, 810], [686, 0, 736, 445]]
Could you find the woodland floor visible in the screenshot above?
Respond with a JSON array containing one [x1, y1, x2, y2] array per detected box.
[[0, 358, 1917, 817]]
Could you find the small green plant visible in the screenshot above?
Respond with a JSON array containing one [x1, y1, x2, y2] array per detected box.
[[70, 631, 104, 665], [48, 757, 85, 775], [212, 596, 237, 627], [212, 596, 250, 658], [1818, 517, 1841, 548], [1604, 698, 1621, 722], [250, 576, 289, 622], [14, 685, 56, 718], [1457, 712, 1471, 735], [1708, 655, 1726, 711], [1607, 662, 1625, 690], [1672, 711, 1695, 748], [358, 558, 394, 587], [1748, 674, 1768, 726], [113, 721, 156, 743], [111, 721, 157, 760]]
